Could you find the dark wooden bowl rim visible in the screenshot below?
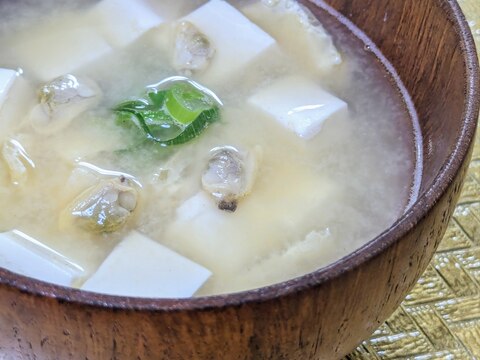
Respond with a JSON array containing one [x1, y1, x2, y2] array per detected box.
[[0, 0, 478, 313]]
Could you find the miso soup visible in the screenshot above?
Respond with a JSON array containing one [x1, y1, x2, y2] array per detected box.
[[0, 0, 422, 297]]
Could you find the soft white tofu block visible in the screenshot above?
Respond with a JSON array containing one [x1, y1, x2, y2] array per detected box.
[[242, 1, 342, 75], [221, 229, 341, 294], [81, 231, 211, 298], [168, 192, 242, 270], [88, 0, 166, 48], [181, 0, 276, 84], [0, 69, 17, 109], [12, 27, 112, 81], [248, 76, 348, 139], [0, 230, 83, 286], [165, 166, 339, 290], [152, 0, 208, 20], [0, 70, 36, 139]]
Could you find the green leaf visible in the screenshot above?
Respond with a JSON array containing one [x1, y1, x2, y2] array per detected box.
[[113, 80, 221, 147], [147, 91, 166, 108], [116, 109, 152, 137], [164, 83, 215, 125], [159, 107, 219, 146], [114, 99, 149, 112]]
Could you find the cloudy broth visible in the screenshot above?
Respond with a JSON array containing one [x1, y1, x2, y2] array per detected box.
[[0, 0, 421, 296]]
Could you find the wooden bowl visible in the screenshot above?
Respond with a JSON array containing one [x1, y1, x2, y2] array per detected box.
[[0, 0, 478, 359]]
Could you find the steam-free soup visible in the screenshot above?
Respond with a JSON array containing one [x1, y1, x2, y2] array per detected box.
[[0, 0, 421, 297]]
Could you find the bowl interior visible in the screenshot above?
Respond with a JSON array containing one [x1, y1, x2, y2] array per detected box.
[[0, 0, 478, 311]]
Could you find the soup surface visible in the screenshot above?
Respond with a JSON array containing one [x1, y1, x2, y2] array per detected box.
[[0, 0, 421, 296]]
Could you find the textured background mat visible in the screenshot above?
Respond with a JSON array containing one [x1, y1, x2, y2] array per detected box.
[[347, 1, 480, 359]]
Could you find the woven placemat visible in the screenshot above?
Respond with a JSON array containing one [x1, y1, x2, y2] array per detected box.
[[347, 2, 480, 359]]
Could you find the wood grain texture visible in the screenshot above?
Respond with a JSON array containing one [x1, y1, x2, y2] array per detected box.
[[348, 3, 480, 358], [0, 1, 478, 359]]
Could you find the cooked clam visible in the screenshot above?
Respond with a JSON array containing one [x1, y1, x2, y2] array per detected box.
[[173, 21, 215, 75], [30, 74, 101, 134], [65, 176, 138, 233], [201, 146, 258, 212]]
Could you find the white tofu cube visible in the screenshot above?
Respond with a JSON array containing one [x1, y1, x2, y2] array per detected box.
[[181, 0, 276, 84], [242, 1, 342, 75], [176, 191, 219, 222], [248, 76, 348, 139], [145, 0, 208, 21], [223, 229, 342, 294], [81, 231, 211, 298], [166, 169, 339, 294], [0, 71, 36, 139], [88, 0, 166, 48], [168, 192, 241, 266], [0, 69, 17, 109], [0, 230, 83, 287], [12, 27, 112, 81]]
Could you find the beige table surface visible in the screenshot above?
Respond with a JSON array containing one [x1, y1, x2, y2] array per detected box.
[[347, 1, 480, 359]]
